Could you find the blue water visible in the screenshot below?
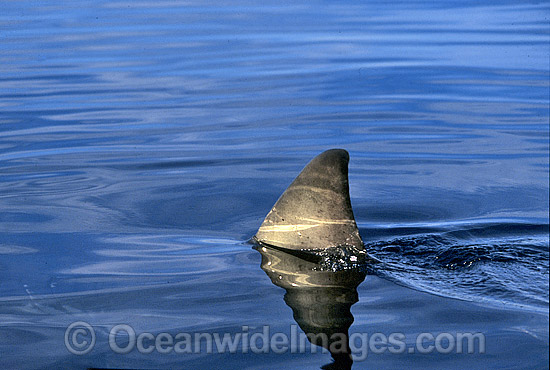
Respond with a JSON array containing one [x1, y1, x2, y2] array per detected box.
[[0, 1, 548, 369]]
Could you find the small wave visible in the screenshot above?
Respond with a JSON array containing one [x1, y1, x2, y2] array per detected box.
[[366, 223, 549, 311]]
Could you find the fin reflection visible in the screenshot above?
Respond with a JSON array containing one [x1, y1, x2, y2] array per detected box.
[[256, 244, 367, 369]]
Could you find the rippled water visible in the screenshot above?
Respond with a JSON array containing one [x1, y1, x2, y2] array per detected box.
[[1, 1, 548, 369]]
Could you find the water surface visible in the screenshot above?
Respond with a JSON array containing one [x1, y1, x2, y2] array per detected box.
[[0, 1, 548, 369]]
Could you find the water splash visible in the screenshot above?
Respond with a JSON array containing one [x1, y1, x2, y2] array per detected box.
[[308, 245, 376, 272]]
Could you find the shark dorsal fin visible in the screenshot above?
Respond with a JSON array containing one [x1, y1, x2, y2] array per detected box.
[[255, 149, 363, 250]]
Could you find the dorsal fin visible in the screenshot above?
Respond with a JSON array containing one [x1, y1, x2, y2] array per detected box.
[[254, 149, 363, 250]]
